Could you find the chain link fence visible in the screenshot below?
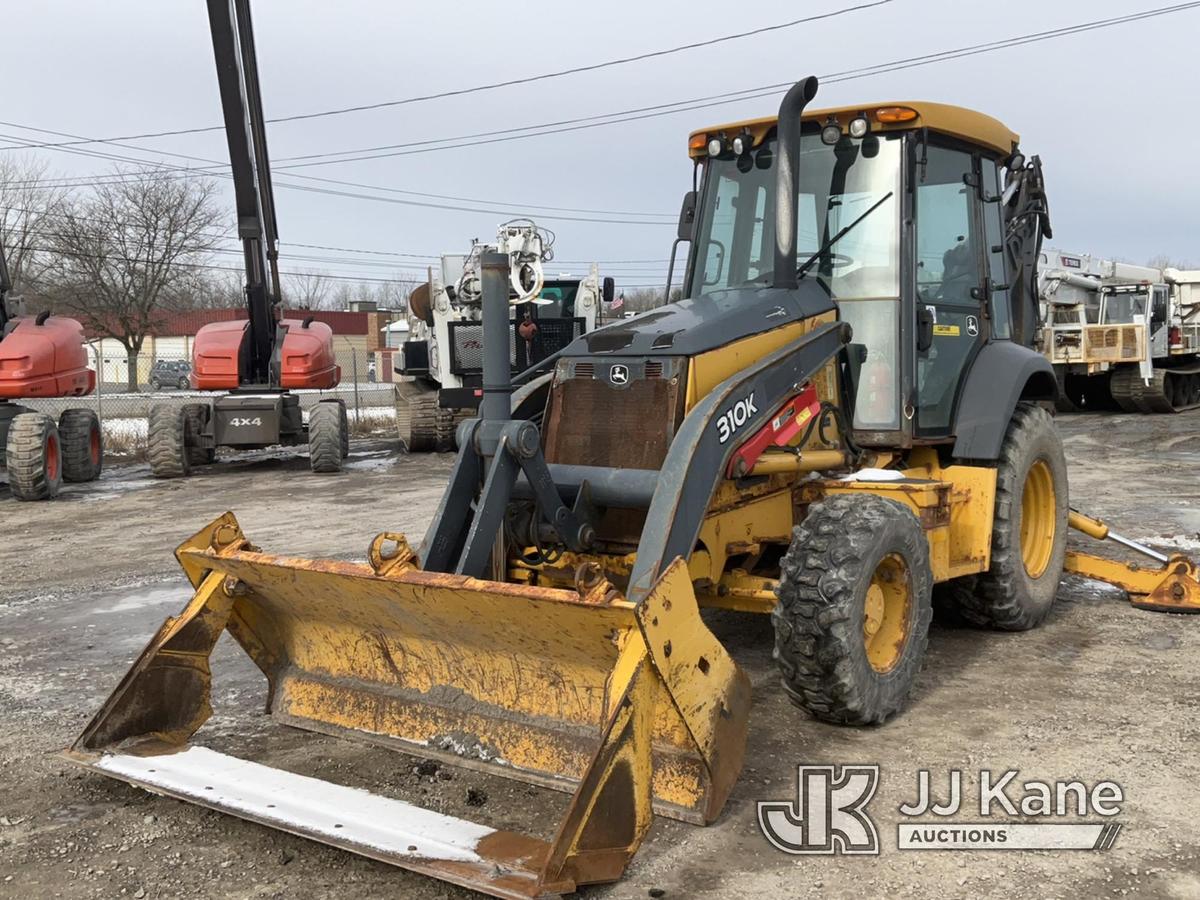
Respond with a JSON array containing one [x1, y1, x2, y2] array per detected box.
[[20, 340, 397, 459]]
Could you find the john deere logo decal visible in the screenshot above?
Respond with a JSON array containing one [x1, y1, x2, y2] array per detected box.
[[609, 364, 630, 386]]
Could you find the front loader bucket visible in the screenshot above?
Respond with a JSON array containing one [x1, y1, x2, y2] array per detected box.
[[64, 513, 750, 898]]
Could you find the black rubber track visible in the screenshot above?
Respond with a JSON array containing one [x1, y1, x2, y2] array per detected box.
[[308, 401, 344, 473], [6, 412, 62, 501], [773, 493, 933, 726], [147, 405, 190, 479], [58, 408, 103, 483], [953, 403, 1068, 630], [403, 393, 440, 453]]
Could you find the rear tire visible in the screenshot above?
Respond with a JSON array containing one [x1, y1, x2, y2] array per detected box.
[[772, 494, 933, 725], [59, 408, 103, 482], [181, 403, 215, 467], [308, 401, 344, 473], [953, 403, 1068, 630], [148, 405, 190, 479], [6, 412, 63, 500]]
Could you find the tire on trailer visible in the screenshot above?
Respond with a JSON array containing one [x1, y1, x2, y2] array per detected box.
[[59, 408, 103, 483], [6, 412, 63, 501], [772, 493, 933, 726], [181, 403, 215, 467], [308, 401, 344, 474], [952, 402, 1068, 630], [147, 404, 190, 479]]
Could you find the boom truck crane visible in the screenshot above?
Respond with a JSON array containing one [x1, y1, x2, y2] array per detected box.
[[395, 220, 613, 451], [1038, 249, 1200, 412], [69, 66, 1200, 898], [0, 232, 103, 500], [146, 0, 347, 478]]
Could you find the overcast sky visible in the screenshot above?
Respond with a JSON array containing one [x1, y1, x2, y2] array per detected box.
[[5, 0, 1198, 292]]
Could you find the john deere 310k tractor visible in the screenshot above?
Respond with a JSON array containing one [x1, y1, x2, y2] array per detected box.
[[66, 67, 1200, 899]]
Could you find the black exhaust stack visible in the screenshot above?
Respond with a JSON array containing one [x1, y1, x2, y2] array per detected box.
[[773, 77, 820, 291]]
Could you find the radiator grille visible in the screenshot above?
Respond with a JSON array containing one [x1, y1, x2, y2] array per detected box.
[[543, 357, 685, 472]]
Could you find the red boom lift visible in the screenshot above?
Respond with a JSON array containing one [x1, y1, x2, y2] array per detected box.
[[0, 232, 103, 500], [146, 0, 347, 478]]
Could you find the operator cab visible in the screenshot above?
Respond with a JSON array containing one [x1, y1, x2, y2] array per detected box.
[[683, 103, 1025, 448]]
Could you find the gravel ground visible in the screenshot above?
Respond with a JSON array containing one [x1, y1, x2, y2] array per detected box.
[[1, 415, 1198, 899]]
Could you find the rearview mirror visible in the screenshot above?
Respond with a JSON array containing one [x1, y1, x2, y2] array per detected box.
[[676, 190, 697, 241], [602, 276, 615, 305]]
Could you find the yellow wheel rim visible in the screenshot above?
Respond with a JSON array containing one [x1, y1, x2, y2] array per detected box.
[[863, 553, 911, 674], [1020, 459, 1056, 578]]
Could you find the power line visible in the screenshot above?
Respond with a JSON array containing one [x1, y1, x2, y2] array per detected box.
[[5, 1, 1195, 202], [0, 135, 675, 224], [2, 1, 891, 150], [254, 0, 1200, 169], [4, 204, 669, 269]]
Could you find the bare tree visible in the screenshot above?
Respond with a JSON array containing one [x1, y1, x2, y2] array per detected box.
[[370, 273, 418, 310], [0, 155, 69, 301], [283, 269, 332, 309], [1147, 254, 1199, 271], [164, 268, 244, 310], [44, 169, 224, 390]]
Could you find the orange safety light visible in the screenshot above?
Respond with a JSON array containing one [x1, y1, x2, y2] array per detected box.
[[875, 106, 919, 124]]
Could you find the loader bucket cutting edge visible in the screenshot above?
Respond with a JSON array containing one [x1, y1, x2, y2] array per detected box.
[[64, 513, 750, 897]]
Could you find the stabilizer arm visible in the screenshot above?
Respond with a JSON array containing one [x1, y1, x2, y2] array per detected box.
[[1066, 510, 1200, 613]]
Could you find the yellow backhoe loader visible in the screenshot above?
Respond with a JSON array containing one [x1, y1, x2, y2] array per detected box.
[[63, 22, 1200, 898]]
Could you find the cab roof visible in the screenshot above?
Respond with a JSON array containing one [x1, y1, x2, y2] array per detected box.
[[688, 101, 1019, 159]]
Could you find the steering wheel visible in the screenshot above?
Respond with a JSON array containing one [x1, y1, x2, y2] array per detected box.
[[798, 251, 856, 271]]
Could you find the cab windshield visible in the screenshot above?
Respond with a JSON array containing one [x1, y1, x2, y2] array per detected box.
[[687, 128, 901, 300], [687, 127, 903, 430]]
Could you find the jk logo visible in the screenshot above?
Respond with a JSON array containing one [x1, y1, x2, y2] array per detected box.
[[758, 765, 880, 855]]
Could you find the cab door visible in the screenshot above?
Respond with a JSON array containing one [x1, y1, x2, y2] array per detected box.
[[914, 145, 988, 436]]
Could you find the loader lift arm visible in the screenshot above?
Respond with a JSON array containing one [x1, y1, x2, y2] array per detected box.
[[207, 0, 283, 387]]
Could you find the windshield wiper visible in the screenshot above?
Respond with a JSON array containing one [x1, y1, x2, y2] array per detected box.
[[796, 190, 894, 279]]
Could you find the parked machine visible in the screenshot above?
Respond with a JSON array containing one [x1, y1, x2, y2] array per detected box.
[[394, 220, 611, 451], [0, 233, 103, 500], [68, 74, 1200, 898], [146, 0, 347, 478], [1038, 249, 1200, 412]]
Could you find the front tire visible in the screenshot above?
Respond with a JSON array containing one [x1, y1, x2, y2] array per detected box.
[[6, 412, 63, 501], [954, 403, 1068, 630], [773, 494, 933, 725], [308, 401, 345, 473], [147, 405, 190, 479], [59, 408, 103, 482]]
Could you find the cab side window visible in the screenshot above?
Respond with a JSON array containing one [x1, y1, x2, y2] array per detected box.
[[915, 145, 986, 434]]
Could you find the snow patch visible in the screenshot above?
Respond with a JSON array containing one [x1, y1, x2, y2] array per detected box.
[[96, 746, 493, 862], [90, 585, 183, 615], [838, 468, 906, 482]]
